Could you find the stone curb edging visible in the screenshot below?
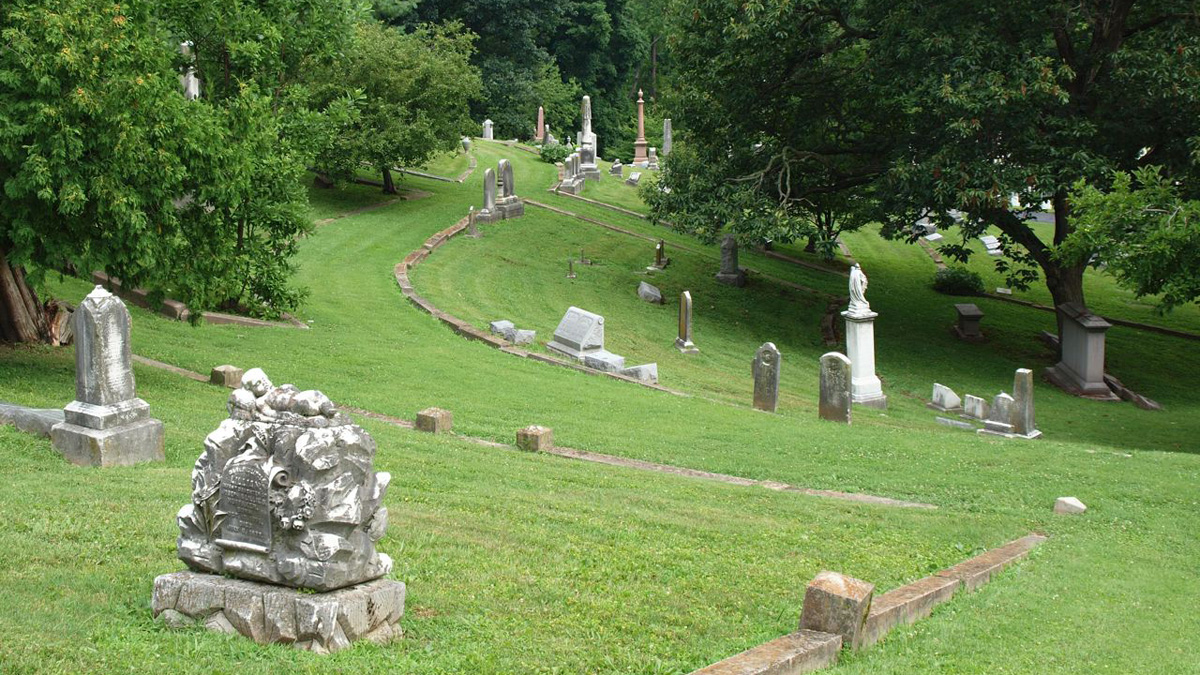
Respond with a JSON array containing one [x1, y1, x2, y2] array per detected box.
[[689, 533, 1046, 675], [550, 189, 653, 220], [392, 211, 687, 396], [394, 152, 477, 184], [92, 272, 309, 330]]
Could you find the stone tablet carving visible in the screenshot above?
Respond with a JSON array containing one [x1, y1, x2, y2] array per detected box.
[[715, 234, 747, 286], [753, 343, 781, 412], [962, 394, 989, 420], [547, 307, 606, 359], [675, 290, 699, 354], [1011, 368, 1041, 438], [176, 368, 392, 592], [662, 118, 672, 157], [50, 286, 164, 466], [482, 118, 493, 140], [819, 352, 852, 424]]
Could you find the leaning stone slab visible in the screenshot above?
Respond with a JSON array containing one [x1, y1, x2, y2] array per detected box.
[[50, 286, 164, 467], [861, 574, 960, 648], [688, 630, 841, 675], [0, 403, 64, 437], [152, 571, 404, 653], [415, 407, 453, 434], [962, 394, 989, 421], [620, 363, 659, 384], [583, 350, 626, 373], [928, 383, 962, 412], [489, 320, 516, 340], [517, 425, 553, 452], [626, 172, 642, 186], [546, 306, 606, 360], [511, 329, 536, 346], [637, 281, 664, 304], [935, 416, 975, 431], [798, 571, 874, 650], [1054, 497, 1086, 514]]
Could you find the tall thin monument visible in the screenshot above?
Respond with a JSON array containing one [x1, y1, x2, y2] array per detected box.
[[633, 89, 649, 166]]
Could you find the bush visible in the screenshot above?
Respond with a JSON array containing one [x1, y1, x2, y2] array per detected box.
[[540, 143, 570, 164], [932, 267, 985, 296]]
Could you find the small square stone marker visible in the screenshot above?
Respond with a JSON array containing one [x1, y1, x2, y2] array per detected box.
[[210, 365, 244, 388], [799, 571, 875, 650], [517, 425, 553, 452], [415, 407, 453, 434]]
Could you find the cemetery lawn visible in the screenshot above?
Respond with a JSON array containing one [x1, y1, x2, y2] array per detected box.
[[3, 139, 1199, 673]]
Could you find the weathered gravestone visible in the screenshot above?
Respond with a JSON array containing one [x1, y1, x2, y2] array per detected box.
[[799, 571, 875, 650], [495, 159, 525, 219], [1010, 368, 1041, 438], [819, 352, 852, 424], [155, 368, 403, 653], [1044, 302, 1118, 400], [466, 206, 479, 237], [535, 106, 545, 142], [954, 303, 985, 341], [928, 383, 962, 413], [610, 160, 624, 177], [648, 239, 669, 270], [962, 394, 989, 421], [478, 168, 500, 223], [547, 307, 606, 360], [482, 118, 493, 140], [637, 282, 663, 304], [50, 286, 165, 467], [580, 145, 601, 182], [979, 393, 1016, 436], [662, 118, 672, 157], [715, 234, 747, 287], [752, 343, 781, 413], [625, 171, 642, 187], [647, 147, 660, 170], [675, 291, 699, 354]]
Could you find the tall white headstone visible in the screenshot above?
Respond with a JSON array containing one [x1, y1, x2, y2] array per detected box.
[[842, 264, 886, 408], [482, 119, 494, 140]]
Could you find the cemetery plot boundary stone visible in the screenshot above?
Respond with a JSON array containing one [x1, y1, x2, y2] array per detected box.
[[416, 407, 453, 434], [210, 365, 244, 388], [50, 286, 165, 467], [517, 425, 553, 452]]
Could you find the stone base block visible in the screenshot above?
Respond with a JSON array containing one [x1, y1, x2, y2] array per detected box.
[[152, 571, 405, 654], [675, 338, 699, 355], [210, 365, 244, 388], [798, 571, 875, 650], [497, 200, 525, 219], [583, 350, 626, 373], [1044, 365, 1119, 401], [416, 407, 453, 434], [477, 209, 504, 224], [517, 425, 553, 452], [952, 325, 987, 343], [715, 271, 747, 287], [50, 417, 164, 467], [557, 180, 583, 196], [580, 168, 602, 182], [852, 394, 888, 410]]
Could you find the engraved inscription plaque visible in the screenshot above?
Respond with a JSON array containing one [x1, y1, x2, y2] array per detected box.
[[216, 462, 271, 553]]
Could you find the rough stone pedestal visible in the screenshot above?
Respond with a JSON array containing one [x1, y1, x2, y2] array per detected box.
[[416, 407, 453, 434], [51, 417, 165, 467], [152, 571, 404, 654], [953, 303, 985, 342], [799, 571, 875, 650], [210, 365, 244, 388], [842, 311, 887, 409], [517, 425, 553, 452]]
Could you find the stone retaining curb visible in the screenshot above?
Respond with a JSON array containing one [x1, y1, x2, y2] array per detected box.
[[688, 533, 1047, 675], [0, 402, 63, 437], [392, 211, 687, 395], [92, 272, 308, 330]]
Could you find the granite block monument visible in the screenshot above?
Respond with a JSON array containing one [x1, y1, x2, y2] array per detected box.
[[842, 264, 887, 408], [715, 234, 747, 286], [675, 291, 699, 354], [1045, 302, 1117, 400], [495, 159, 525, 219]]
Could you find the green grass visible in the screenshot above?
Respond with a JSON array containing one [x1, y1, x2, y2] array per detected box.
[[413, 148, 471, 180], [3, 139, 1200, 673]]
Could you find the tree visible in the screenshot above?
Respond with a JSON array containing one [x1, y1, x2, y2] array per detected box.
[[309, 21, 481, 193]]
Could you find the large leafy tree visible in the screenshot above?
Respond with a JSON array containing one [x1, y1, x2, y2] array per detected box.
[[654, 0, 1200, 329], [0, 0, 361, 342], [310, 21, 481, 193]]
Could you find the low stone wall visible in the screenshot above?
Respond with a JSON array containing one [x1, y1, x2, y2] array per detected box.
[[92, 272, 308, 330]]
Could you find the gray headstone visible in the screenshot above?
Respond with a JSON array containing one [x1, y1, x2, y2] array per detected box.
[[1011, 368, 1040, 437], [981, 393, 1015, 435], [583, 350, 626, 373], [50, 286, 164, 466], [546, 307, 605, 359], [626, 172, 641, 186], [175, 369, 392, 591], [482, 168, 496, 213], [819, 352, 852, 424], [752, 343, 781, 412], [662, 118, 672, 156], [637, 281, 663, 304], [929, 383, 962, 412], [962, 394, 989, 420], [498, 159, 515, 198], [715, 234, 747, 286], [610, 160, 623, 176], [482, 119, 493, 140], [648, 147, 659, 169], [489, 320, 516, 341], [620, 363, 659, 384], [675, 291, 699, 354], [511, 329, 536, 346]]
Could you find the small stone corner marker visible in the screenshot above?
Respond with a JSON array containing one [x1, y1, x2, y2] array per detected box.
[[210, 365, 244, 388], [1054, 497, 1087, 514], [415, 407, 453, 434], [798, 570, 875, 650], [516, 425, 553, 452]]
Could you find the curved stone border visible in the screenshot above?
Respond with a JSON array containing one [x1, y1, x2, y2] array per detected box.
[[395, 152, 477, 184], [690, 533, 1046, 674], [393, 212, 686, 395]]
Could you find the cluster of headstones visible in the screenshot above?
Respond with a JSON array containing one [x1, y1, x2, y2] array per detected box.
[[558, 153, 586, 196], [488, 320, 536, 345], [546, 306, 658, 384], [915, 218, 943, 243], [478, 158, 524, 224], [980, 234, 1003, 257], [927, 369, 1041, 439]]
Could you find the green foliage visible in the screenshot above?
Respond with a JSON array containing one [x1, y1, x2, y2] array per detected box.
[[1064, 167, 1200, 310], [932, 267, 986, 296], [308, 21, 481, 188], [539, 142, 571, 165]]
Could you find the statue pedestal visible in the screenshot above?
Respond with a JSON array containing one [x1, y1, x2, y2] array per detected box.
[[633, 140, 649, 166], [843, 311, 887, 409]]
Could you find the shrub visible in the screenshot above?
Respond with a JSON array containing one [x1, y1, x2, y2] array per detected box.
[[540, 143, 570, 164], [932, 267, 985, 296]]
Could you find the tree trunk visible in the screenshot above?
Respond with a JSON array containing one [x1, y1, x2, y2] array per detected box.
[[650, 38, 658, 99], [381, 167, 396, 195], [0, 247, 48, 343]]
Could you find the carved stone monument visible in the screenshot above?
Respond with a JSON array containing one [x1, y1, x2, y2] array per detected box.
[[752, 343, 781, 413], [675, 291, 699, 354], [535, 106, 545, 143], [625, 171, 642, 187], [962, 394, 989, 421], [715, 234, 747, 286], [1011, 368, 1041, 438], [633, 89, 649, 166], [928, 383, 962, 413], [648, 239, 670, 270], [495, 159, 525, 219], [819, 352, 852, 424], [580, 146, 602, 182], [482, 118, 493, 140], [50, 286, 165, 467], [478, 167, 501, 223], [557, 153, 584, 195], [610, 160, 624, 177], [154, 368, 403, 652], [662, 118, 672, 157], [1045, 302, 1117, 399], [580, 95, 597, 151], [647, 147, 660, 170], [842, 264, 887, 408], [547, 307, 606, 360], [980, 392, 1016, 436]]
